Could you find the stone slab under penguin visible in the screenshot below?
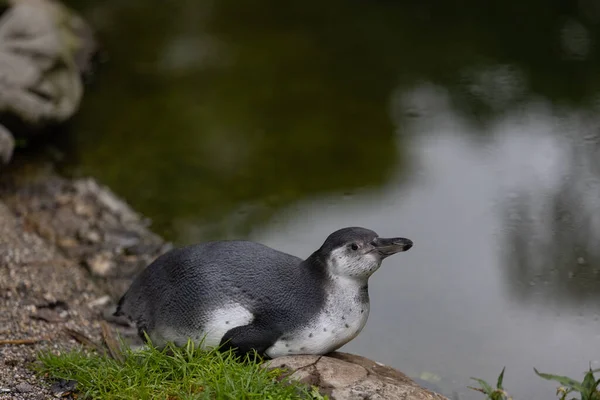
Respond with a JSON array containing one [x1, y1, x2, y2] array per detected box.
[[115, 227, 413, 358]]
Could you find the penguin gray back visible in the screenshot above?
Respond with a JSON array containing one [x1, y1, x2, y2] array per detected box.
[[116, 240, 327, 346]]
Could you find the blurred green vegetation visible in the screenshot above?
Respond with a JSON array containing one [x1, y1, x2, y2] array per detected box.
[[470, 366, 600, 400]]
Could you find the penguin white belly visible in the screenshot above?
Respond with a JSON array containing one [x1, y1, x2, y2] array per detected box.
[[265, 277, 370, 358], [152, 302, 254, 348]]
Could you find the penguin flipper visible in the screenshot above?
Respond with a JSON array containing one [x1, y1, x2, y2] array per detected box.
[[219, 321, 281, 359]]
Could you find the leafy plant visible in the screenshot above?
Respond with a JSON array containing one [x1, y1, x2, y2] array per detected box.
[[534, 366, 600, 400], [468, 367, 512, 400]]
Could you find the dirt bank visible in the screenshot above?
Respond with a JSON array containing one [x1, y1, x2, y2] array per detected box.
[[0, 161, 166, 399]]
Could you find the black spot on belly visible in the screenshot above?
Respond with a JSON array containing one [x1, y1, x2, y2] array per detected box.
[[323, 328, 327, 332], [360, 309, 364, 314], [285, 343, 289, 348], [308, 333, 313, 338], [225, 321, 230, 325], [300, 347, 306, 351], [341, 316, 346, 320], [288, 349, 292, 353], [345, 324, 350, 328]]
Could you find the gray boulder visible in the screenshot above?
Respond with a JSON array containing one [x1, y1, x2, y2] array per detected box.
[[0, 0, 97, 164]]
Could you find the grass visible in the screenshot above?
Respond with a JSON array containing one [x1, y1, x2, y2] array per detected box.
[[36, 340, 327, 400], [469, 366, 600, 400]]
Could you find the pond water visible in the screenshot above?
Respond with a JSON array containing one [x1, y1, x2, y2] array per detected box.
[[57, 0, 600, 398]]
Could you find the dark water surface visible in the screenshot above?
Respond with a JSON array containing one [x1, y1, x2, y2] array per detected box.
[[60, 1, 600, 398]]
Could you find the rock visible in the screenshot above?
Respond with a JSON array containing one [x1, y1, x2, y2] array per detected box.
[[15, 382, 34, 393], [79, 229, 101, 244], [0, 0, 98, 165], [50, 379, 77, 398], [87, 295, 111, 309], [265, 352, 449, 400], [103, 230, 141, 250], [86, 252, 114, 277], [0, 124, 15, 164], [30, 307, 65, 323], [57, 237, 78, 249]]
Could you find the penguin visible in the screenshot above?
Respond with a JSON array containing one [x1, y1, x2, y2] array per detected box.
[[114, 227, 413, 358]]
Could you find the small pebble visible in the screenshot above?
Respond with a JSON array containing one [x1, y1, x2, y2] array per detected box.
[[83, 230, 101, 243], [86, 253, 114, 277], [50, 379, 78, 397], [15, 382, 34, 393], [87, 295, 111, 308]]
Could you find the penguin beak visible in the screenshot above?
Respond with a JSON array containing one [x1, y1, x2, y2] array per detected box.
[[372, 237, 413, 258]]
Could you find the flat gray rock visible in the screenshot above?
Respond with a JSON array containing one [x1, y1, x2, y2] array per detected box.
[[14, 382, 34, 393], [265, 352, 449, 400]]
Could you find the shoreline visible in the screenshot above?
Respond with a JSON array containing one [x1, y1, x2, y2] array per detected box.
[[0, 161, 447, 400]]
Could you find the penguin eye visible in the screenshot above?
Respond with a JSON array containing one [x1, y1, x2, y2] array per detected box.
[[350, 243, 359, 251]]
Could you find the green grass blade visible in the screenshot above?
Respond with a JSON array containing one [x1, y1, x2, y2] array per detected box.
[[582, 369, 596, 392], [497, 367, 506, 390], [469, 377, 494, 395], [534, 368, 585, 392]]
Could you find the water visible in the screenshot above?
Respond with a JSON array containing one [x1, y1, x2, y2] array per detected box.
[[56, 0, 600, 398]]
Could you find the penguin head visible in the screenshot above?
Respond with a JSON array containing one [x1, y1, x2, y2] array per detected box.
[[317, 227, 413, 280]]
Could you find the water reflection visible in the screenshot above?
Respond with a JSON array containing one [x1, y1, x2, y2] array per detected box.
[[63, 0, 404, 240], [397, 81, 600, 310], [501, 107, 600, 309]]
